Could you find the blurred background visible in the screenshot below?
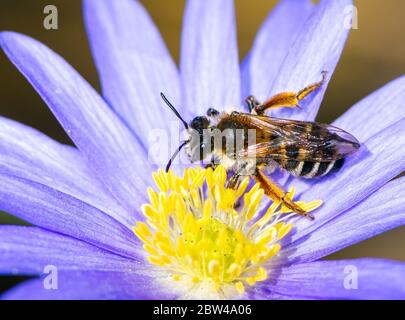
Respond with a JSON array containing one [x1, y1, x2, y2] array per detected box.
[[0, 0, 404, 293]]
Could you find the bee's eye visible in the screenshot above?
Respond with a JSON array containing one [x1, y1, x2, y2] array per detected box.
[[190, 116, 209, 133], [207, 108, 219, 117]]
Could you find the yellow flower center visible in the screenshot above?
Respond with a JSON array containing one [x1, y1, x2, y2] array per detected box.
[[133, 166, 321, 299]]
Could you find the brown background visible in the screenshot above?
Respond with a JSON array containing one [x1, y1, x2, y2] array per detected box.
[[0, 0, 404, 291]]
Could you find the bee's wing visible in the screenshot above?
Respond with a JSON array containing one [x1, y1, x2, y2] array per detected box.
[[235, 113, 360, 162]]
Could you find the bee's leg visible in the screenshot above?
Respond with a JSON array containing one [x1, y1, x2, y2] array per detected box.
[[253, 71, 327, 115], [245, 95, 261, 112], [226, 173, 244, 209], [226, 173, 240, 190], [205, 154, 220, 170], [253, 169, 314, 220]]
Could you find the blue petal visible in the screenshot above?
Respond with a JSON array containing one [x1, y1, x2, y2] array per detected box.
[[245, 290, 312, 300], [281, 177, 405, 264], [0, 116, 134, 227], [83, 0, 181, 155], [289, 118, 405, 244], [2, 270, 178, 300], [333, 75, 405, 141], [241, 0, 314, 103], [181, 0, 240, 119], [268, 0, 352, 120], [0, 172, 140, 259], [261, 259, 405, 299], [0, 31, 151, 211], [0, 226, 138, 275]]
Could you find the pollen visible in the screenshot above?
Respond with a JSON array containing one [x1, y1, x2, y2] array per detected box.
[[133, 166, 322, 298]]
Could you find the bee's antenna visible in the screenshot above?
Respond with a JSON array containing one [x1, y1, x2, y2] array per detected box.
[[160, 93, 189, 129], [166, 140, 189, 172]]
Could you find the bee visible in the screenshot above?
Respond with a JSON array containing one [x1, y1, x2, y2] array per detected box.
[[161, 72, 360, 219]]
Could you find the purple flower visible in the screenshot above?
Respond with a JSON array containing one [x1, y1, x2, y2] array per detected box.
[[0, 0, 404, 299]]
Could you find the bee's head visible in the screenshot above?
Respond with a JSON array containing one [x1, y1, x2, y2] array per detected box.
[[160, 93, 213, 171], [185, 116, 212, 163]]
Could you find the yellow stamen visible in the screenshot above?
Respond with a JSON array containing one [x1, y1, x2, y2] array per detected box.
[[235, 281, 245, 295], [133, 166, 322, 298]]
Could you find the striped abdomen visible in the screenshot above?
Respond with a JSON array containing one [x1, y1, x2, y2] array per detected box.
[[277, 159, 345, 179]]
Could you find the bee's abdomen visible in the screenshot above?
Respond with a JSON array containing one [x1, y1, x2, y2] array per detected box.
[[280, 159, 345, 179]]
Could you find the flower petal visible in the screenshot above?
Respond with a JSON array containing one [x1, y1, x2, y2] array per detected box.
[[0, 31, 150, 211], [0, 226, 139, 275], [0, 116, 134, 228], [289, 118, 405, 243], [181, 0, 240, 118], [281, 177, 405, 264], [2, 271, 178, 300], [268, 0, 352, 120], [262, 259, 405, 299], [241, 0, 314, 102], [83, 0, 181, 148], [333, 75, 405, 141], [0, 172, 140, 259], [245, 290, 311, 300]]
